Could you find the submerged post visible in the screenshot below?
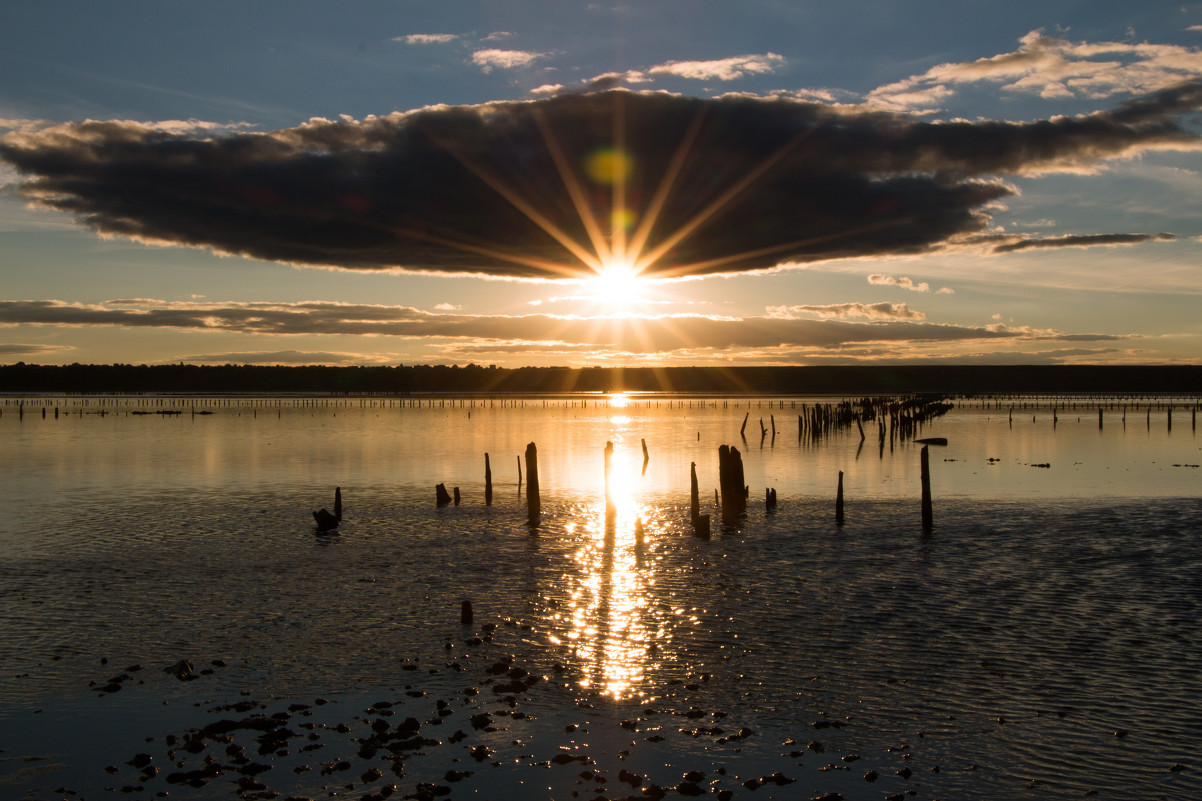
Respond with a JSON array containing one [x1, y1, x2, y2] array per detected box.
[[485, 453, 493, 506], [718, 444, 747, 523], [641, 438, 650, 471], [604, 441, 615, 520], [690, 461, 701, 521], [836, 471, 844, 526], [740, 412, 749, 438], [525, 442, 541, 525], [461, 600, 473, 625], [436, 483, 452, 506], [920, 445, 933, 532]]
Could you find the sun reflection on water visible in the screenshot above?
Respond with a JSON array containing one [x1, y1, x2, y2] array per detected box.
[[547, 438, 673, 699]]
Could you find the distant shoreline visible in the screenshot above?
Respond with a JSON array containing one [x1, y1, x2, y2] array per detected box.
[[2, 363, 1201, 396]]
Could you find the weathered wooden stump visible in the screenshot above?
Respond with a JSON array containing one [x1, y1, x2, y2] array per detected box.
[[836, 471, 844, 526], [525, 442, 541, 526], [718, 444, 747, 523], [453, 486, 461, 506], [313, 486, 342, 532], [436, 483, 452, 506], [690, 461, 701, 521], [485, 453, 493, 506]]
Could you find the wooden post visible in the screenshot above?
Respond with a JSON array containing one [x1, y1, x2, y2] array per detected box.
[[453, 486, 461, 506], [334, 487, 342, 522], [1168, 407, 1172, 432], [690, 461, 701, 521], [740, 412, 748, 438], [485, 453, 493, 506], [836, 471, 844, 526], [461, 600, 473, 625], [436, 483, 452, 506], [641, 438, 649, 471], [517, 455, 522, 485], [718, 444, 747, 523], [920, 445, 933, 532], [525, 442, 540, 525], [604, 441, 615, 519], [856, 418, 865, 441], [1098, 407, 1103, 429]]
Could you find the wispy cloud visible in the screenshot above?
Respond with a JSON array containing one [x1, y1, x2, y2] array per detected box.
[[471, 49, 545, 72], [868, 274, 928, 292], [395, 33, 459, 45], [869, 29, 1202, 111], [647, 53, 786, 81], [768, 302, 925, 320], [179, 349, 392, 365], [0, 342, 72, 357], [1, 299, 1131, 362], [983, 232, 1175, 254], [2, 86, 1198, 281]]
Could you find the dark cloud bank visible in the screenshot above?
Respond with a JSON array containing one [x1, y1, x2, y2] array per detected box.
[[3, 83, 1200, 278]]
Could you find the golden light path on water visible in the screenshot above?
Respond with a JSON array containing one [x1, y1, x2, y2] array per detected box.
[[545, 393, 689, 699]]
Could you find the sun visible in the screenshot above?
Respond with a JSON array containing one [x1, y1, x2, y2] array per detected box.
[[588, 258, 647, 314]]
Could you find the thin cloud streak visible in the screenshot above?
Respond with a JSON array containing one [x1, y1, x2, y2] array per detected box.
[[870, 29, 1202, 111], [3, 86, 1199, 281], [0, 300, 1128, 359]]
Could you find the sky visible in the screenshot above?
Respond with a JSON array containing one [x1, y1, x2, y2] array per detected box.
[[2, 1, 1201, 368]]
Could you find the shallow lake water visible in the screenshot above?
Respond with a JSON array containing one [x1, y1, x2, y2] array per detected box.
[[1, 393, 1199, 800]]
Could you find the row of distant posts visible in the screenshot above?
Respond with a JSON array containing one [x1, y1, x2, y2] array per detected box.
[[437, 439, 935, 534]]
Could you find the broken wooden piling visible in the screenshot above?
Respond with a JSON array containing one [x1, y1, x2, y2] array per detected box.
[[485, 453, 493, 506], [436, 483, 452, 506], [460, 600, 473, 625], [836, 471, 844, 526], [525, 442, 540, 525], [690, 461, 701, 521], [313, 487, 342, 532], [718, 444, 747, 523]]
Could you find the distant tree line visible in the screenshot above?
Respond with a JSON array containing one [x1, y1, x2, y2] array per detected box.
[[2, 362, 1200, 395]]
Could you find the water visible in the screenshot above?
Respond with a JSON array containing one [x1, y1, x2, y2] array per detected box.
[[0, 394, 1199, 800]]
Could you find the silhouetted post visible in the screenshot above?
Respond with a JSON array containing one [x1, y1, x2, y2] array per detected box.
[[718, 444, 747, 523], [765, 487, 777, 509], [634, 517, 645, 548], [436, 483, 452, 506], [856, 418, 865, 441], [526, 442, 540, 525], [334, 487, 342, 521], [690, 461, 701, 521], [920, 445, 933, 532], [453, 486, 461, 506], [641, 438, 649, 472], [836, 471, 844, 526], [604, 441, 615, 520], [517, 455, 522, 485], [740, 412, 749, 438], [1168, 407, 1172, 432], [461, 600, 473, 625], [485, 453, 493, 506], [1099, 407, 1103, 429]]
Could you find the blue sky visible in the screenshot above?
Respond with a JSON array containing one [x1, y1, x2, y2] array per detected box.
[[2, 1, 1201, 367]]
